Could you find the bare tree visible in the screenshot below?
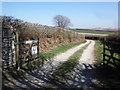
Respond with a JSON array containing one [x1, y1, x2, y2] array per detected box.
[[53, 15, 71, 28]]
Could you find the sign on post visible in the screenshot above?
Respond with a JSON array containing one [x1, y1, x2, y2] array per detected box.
[[31, 46, 38, 55], [15, 39, 39, 69]]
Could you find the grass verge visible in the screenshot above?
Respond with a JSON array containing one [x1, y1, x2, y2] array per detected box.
[[50, 41, 90, 81], [94, 40, 103, 66]]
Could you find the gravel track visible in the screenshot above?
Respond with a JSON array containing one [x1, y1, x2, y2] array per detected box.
[[51, 40, 104, 89]]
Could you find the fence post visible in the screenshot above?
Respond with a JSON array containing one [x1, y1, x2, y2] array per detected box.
[[103, 41, 105, 64], [15, 31, 19, 70], [38, 38, 40, 60]]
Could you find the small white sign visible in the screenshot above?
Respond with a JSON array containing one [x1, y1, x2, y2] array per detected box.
[[31, 46, 37, 55], [25, 40, 38, 44]]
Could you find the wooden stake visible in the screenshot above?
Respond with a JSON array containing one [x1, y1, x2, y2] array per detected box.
[[15, 31, 19, 70]]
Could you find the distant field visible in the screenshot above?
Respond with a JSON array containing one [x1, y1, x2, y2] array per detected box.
[[69, 29, 115, 34]]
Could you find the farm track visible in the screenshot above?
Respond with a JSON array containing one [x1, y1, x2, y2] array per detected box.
[[50, 40, 100, 89], [3, 40, 91, 89], [43, 40, 100, 89]]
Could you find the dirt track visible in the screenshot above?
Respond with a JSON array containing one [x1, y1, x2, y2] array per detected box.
[[53, 40, 99, 89]]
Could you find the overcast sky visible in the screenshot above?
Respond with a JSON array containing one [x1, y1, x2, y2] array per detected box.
[[2, 2, 118, 29]]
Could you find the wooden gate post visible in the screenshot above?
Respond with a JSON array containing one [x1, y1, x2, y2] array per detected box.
[[103, 41, 105, 64], [15, 31, 19, 70], [38, 38, 40, 60]]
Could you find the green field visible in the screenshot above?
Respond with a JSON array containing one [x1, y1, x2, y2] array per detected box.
[[69, 29, 115, 34]]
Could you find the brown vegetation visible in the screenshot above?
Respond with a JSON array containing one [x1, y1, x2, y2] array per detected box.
[[2, 16, 85, 52]]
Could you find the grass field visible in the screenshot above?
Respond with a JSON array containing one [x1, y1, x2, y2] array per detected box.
[[69, 29, 115, 34]]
